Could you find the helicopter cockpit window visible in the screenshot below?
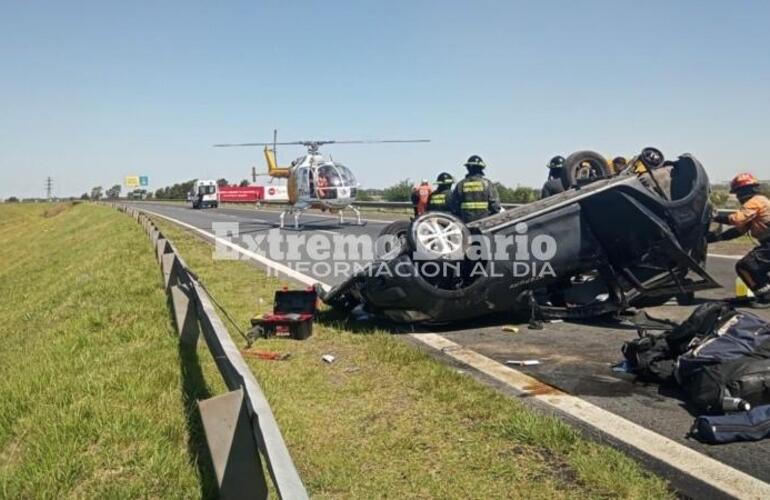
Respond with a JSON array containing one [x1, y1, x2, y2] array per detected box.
[[335, 164, 356, 186]]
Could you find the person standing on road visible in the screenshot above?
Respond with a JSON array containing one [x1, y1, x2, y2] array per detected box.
[[427, 172, 455, 213], [708, 173, 770, 304], [541, 155, 566, 199], [411, 179, 433, 217], [451, 155, 501, 223]]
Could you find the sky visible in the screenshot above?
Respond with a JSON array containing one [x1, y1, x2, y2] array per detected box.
[[1, 0, 769, 198]]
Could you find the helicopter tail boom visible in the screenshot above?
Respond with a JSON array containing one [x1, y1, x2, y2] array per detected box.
[[263, 146, 291, 178]]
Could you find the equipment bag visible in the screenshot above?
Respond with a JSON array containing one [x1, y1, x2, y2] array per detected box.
[[665, 302, 734, 355], [691, 404, 770, 444], [621, 302, 735, 384], [683, 357, 770, 412], [676, 311, 770, 412], [622, 333, 677, 384]]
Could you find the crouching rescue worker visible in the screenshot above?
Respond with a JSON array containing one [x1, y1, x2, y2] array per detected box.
[[451, 155, 501, 223], [411, 179, 432, 217], [541, 155, 566, 198], [427, 172, 454, 212], [708, 173, 770, 304]]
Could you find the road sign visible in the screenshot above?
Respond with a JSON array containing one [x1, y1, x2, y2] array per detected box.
[[125, 176, 139, 188], [139, 176, 149, 187]]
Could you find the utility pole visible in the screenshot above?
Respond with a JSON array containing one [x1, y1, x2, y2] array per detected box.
[[45, 177, 53, 201], [252, 166, 257, 184]]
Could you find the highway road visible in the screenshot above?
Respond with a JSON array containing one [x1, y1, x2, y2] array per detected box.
[[130, 201, 770, 496]]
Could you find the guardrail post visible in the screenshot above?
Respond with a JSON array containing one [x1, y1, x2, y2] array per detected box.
[[156, 238, 171, 263], [162, 252, 184, 289], [198, 389, 268, 500], [170, 284, 199, 346]]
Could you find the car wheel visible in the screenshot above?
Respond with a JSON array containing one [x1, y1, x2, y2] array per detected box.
[[375, 220, 411, 260], [410, 212, 469, 260], [561, 150, 612, 188]]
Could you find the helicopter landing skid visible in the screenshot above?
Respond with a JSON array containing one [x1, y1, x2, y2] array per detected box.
[[278, 209, 303, 230], [337, 206, 367, 227]]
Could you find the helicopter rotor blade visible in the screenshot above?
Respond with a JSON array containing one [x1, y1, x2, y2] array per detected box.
[[325, 139, 431, 145], [213, 141, 307, 147]]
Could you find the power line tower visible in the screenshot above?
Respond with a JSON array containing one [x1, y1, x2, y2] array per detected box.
[[45, 176, 53, 201]]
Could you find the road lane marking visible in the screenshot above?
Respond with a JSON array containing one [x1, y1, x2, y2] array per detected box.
[[708, 253, 741, 260], [138, 207, 770, 497], [410, 333, 770, 499]]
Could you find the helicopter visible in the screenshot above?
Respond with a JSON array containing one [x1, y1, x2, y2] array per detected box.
[[214, 130, 429, 228]]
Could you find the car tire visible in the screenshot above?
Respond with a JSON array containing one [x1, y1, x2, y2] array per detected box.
[[561, 150, 612, 188], [375, 219, 411, 260], [409, 212, 469, 260]]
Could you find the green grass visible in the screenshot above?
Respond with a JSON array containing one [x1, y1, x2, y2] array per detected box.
[[0, 202, 215, 498], [152, 213, 673, 499]]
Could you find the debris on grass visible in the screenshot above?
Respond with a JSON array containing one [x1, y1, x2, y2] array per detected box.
[[241, 348, 291, 361], [502, 325, 520, 333], [321, 354, 336, 364]]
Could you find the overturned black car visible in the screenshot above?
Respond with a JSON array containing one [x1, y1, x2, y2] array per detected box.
[[320, 149, 721, 323]]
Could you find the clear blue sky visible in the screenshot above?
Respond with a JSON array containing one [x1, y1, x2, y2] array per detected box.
[[1, 0, 769, 198]]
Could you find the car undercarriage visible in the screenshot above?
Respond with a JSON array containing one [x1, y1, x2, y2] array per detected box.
[[319, 151, 720, 324]]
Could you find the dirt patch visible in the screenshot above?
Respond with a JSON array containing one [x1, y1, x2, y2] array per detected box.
[[42, 202, 75, 218]]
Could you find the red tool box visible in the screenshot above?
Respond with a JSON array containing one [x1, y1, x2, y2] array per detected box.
[[249, 289, 318, 340]]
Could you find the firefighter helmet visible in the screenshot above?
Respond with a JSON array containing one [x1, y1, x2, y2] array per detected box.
[[436, 172, 454, 186], [464, 155, 486, 169], [730, 173, 760, 193], [548, 156, 565, 169]]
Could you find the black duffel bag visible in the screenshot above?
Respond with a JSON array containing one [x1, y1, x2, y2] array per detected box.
[[677, 311, 770, 413], [622, 302, 735, 384]]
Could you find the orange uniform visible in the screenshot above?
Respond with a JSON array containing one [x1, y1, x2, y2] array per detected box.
[[728, 194, 770, 242]]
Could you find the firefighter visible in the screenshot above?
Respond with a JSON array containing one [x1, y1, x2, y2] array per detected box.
[[612, 156, 629, 173], [541, 155, 566, 199], [427, 172, 454, 212], [411, 179, 433, 217], [451, 155, 501, 223], [708, 173, 770, 304]]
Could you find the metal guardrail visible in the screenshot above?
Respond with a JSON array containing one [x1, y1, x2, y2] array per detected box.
[[116, 204, 308, 500], [129, 198, 737, 217]]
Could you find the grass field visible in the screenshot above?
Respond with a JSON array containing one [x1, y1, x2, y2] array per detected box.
[[151, 212, 673, 498], [0, 202, 216, 498]]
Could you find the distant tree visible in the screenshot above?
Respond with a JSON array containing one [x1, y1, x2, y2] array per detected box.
[[80, 192, 90, 200], [382, 179, 413, 202], [105, 184, 122, 199], [356, 189, 374, 201], [239, 179, 250, 187], [709, 190, 730, 208], [155, 179, 196, 199], [495, 183, 539, 204], [6, 196, 19, 203], [216, 178, 229, 187], [90, 186, 103, 200], [760, 183, 770, 198]]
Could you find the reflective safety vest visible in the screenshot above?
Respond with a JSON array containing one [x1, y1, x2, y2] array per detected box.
[[457, 178, 490, 222], [427, 190, 450, 212]]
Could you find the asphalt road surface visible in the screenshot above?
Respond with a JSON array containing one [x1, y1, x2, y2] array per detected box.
[[130, 201, 770, 494]]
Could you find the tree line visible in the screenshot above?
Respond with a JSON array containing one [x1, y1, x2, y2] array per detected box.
[[372, 179, 540, 204]]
